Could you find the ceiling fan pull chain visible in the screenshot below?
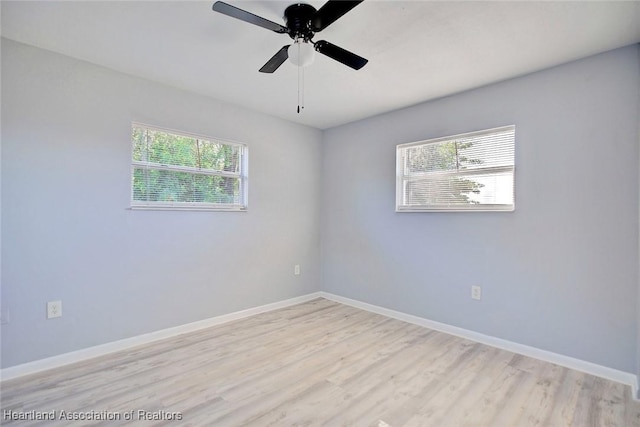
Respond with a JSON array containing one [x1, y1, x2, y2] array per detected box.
[[296, 42, 305, 114], [297, 63, 301, 114], [297, 42, 300, 113], [297, 66, 305, 113]]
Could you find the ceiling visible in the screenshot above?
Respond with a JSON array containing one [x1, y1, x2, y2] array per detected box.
[[2, 1, 640, 130]]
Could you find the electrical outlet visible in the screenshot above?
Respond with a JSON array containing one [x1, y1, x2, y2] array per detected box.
[[294, 264, 301, 275], [471, 286, 482, 301], [47, 301, 62, 319]]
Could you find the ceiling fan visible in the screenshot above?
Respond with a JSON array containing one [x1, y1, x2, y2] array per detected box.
[[212, 1, 368, 73]]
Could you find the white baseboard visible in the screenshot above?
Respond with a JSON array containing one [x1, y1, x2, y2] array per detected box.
[[3, 290, 638, 401], [318, 291, 640, 400], [0, 292, 323, 382]]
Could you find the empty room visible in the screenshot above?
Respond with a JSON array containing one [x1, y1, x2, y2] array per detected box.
[[1, 0, 640, 425]]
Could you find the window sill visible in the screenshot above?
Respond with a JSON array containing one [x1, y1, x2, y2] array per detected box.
[[396, 206, 514, 213], [129, 204, 247, 212]]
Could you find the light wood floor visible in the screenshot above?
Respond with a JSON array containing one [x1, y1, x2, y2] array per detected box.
[[2, 298, 639, 426]]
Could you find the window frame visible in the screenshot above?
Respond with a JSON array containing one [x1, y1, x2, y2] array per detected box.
[[396, 125, 515, 213], [130, 123, 248, 211]]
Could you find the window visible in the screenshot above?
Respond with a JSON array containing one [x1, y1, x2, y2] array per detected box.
[[396, 125, 515, 212], [131, 123, 248, 211]]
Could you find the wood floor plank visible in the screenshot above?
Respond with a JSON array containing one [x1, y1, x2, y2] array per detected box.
[[413, 347, 516, 427], [255, 330, 447, 427], [1, 298, 638, 427], [624, 386, 640, 426], [321, 336, 475, 426], [483, 356, 550, 426], [200, 321, 430, 424], [545, 367, 589, 426], [506, 362, 567, 426], [394, 345, 503, 427]]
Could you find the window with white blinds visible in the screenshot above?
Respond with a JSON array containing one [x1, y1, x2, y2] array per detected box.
[[131, 123, 248, 210], [396, 125, 515, 212]]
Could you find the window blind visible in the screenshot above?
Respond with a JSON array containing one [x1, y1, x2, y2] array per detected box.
[[396, 125, 515, 212], [131, 124, 247, 210]]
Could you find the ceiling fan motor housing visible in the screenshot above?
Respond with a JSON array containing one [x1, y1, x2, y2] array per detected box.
[[284, 3, 318, 41]]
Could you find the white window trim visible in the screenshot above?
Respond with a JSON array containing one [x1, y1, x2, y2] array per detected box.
[[130, 123, 248, 212], [396, 125, 515, 213]]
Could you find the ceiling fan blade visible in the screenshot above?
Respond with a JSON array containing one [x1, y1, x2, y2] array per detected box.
[[259, 46, 290, 73], [314, 40, 368, 70], [312, 0, 364, 31], [212, 1, 288, 34]]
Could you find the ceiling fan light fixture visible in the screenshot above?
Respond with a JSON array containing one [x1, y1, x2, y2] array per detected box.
[[288, 40, 315, 67]]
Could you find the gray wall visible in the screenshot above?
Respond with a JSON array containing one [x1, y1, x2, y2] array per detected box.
[[321, 45, 640, 373], [1, 39, 323, 368]]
